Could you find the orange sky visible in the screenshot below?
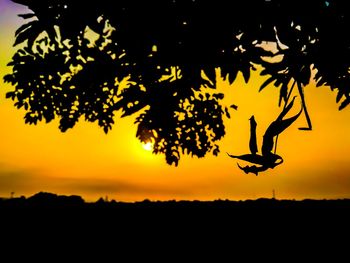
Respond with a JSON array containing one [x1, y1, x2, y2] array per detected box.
[[1, 0, 350, 201]]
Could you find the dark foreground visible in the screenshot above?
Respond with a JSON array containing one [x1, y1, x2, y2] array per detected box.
[[1, 192, 349, 259], [2, 191, 350, 225]]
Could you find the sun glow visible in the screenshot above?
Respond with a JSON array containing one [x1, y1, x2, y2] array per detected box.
[[142, 142, 154, 151]]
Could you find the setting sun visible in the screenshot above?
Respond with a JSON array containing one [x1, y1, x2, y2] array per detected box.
[[142, 142, 154, 151], [2, 0, 350, 203]]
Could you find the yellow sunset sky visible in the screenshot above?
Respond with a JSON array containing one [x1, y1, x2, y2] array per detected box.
[[1, 0, 350, 201]]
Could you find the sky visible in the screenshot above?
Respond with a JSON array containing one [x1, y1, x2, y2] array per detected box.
[[1, 0, 350, 202]]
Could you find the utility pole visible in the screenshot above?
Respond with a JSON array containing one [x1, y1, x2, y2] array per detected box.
[[272, 189, 276, 199]]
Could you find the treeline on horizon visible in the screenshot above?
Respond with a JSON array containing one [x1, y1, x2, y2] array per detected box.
[[1, 191, 350, 208], [1, 192, 349, 235]]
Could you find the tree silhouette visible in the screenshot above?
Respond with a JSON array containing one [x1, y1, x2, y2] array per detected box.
[[3, 0, 350, 166]]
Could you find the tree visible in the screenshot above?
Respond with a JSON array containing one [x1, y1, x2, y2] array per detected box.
[[3, 0, 350, 166]]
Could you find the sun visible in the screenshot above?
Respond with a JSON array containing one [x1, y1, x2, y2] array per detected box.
[[142, 142, 154, 151]]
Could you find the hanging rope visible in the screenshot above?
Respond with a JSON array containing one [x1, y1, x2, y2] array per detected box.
[[297, 82, 313, 131], [274, 79, 296, 154]]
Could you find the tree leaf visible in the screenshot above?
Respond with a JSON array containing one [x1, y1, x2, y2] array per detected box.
[[339, 98, 350, 110], [336, 91, 343, 103], [242, 67, 250, 83], [259, 77, 275, 92], [15, 21, 36, 37], [213, 93, 224, 100], [279, 82, 288, 106], [230, 104, 238, 110], [5, 91, 15, 99], [225, 107, 231, 119], [205, 68, 216, 84], [18, 13, 36, 19], [228, 70, 238, 85]]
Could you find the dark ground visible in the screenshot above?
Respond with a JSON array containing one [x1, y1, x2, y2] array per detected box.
[[0, 192, 349, 259]]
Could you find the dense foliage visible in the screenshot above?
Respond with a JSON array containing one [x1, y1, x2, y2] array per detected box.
[[4, 0, 350, 165]]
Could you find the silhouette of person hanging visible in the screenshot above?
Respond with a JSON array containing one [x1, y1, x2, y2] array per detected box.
[[227, 96, 302, 176]]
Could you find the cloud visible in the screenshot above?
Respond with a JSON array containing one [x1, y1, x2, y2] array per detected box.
[[0, 164, 192, 200], [57, 177, 192, 199], [280, 160, 350, 199], [0, 165, 44, 195]]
